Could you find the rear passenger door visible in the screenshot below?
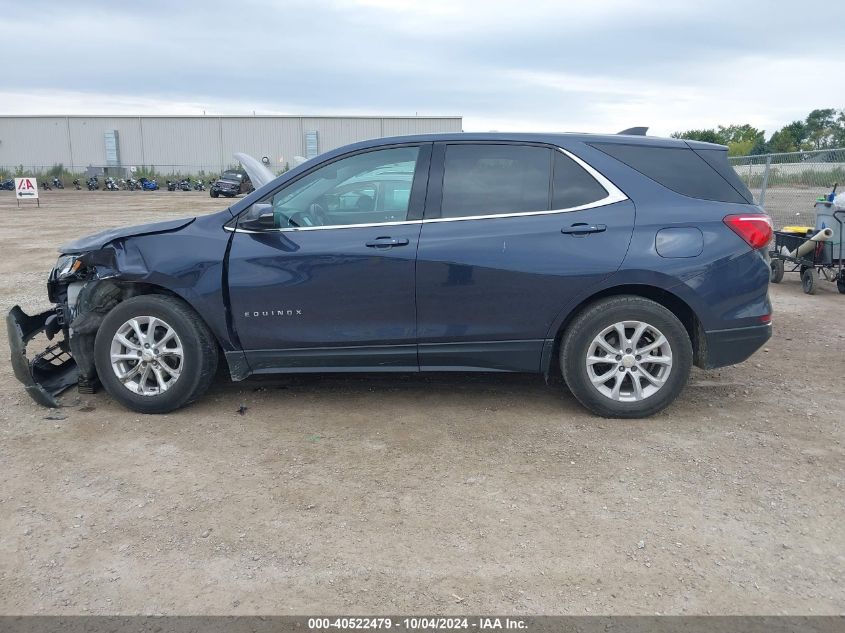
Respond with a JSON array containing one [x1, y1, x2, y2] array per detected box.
[[415, 142, 635, 372]]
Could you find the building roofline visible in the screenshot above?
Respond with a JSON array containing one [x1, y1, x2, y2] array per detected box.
[[0, 114, 462, 120]]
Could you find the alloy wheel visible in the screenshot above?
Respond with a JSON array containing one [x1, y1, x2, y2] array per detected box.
[[109, 316, 184, 396], [585, 320, 673, 402]]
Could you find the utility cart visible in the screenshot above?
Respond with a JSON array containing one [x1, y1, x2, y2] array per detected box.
[[769, 203, 845, 295]]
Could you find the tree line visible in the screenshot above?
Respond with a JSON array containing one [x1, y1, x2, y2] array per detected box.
[[671, 108, 845, 156]]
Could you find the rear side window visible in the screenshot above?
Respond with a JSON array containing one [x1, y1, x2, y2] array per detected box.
[[441, 144, 550, 217], [590, 143, 750, 204], [693, 148, 754, 203], [553, 151, 608, 208]]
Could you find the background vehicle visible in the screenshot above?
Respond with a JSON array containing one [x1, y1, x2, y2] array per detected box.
[[210, 169, 252, 198], [1, 178, 14, 190], [104, 177, 119, 191], [139, 177, 159, 191], [86, 176, 99, 190], [52, 177, 65, 189], [8, 132, 772, 418]]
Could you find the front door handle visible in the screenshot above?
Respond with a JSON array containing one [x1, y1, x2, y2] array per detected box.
[[365, 236, 410, 248], [561, 223, 607, 236]]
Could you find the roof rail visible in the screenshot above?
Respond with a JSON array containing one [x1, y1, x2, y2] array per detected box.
[[617, 127, 648, 136]]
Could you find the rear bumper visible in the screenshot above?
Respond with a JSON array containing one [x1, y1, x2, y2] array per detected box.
[[702, 323, 772, 369], [6, 306, 78, 408]]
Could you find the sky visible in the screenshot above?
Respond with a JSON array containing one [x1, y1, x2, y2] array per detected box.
[[2, 0, 845, 137]]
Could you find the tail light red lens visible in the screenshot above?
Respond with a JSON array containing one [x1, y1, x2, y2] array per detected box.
[[723, 214, 773, 250]]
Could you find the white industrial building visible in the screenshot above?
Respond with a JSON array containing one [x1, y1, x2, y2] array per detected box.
[[0, 115, 463, 174]]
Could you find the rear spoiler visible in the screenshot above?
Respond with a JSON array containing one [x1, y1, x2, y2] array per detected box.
[[617, 127, 648, 136]]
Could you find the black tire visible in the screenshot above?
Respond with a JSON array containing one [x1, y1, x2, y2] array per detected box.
[[560, 295, 692, 419], [802, 268, 817, 295], [210, 190, 219, 198], [770, 259, 784, 284], [94, 295, 219, 414], [838, 277, 845, 294]]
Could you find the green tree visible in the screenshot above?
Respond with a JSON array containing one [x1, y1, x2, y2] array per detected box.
[[768, 120, 807, 153], [804, 108, 837, 149], [670, 129, 722, 143], [717, 124, 765, 146]]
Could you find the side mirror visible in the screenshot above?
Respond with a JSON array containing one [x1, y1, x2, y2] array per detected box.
[[241, 202, 275, 230]]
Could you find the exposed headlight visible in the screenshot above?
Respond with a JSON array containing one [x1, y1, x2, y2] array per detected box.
[[54, 255, 83, 279]]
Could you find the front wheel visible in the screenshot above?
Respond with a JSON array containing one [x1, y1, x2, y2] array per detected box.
[[209, 190, 219, 198], [560, 296, 692, 418], [770, 259, 784, 283], [94, 295, 219, 413], [802, 268, 817, 295]]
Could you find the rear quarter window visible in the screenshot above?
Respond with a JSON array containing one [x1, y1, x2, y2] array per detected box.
[[553, 151, 608, 208], [590, 143, 751, 204]]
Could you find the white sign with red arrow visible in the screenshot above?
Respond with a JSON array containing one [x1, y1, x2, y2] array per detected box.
[[15, 177, 39, 200]]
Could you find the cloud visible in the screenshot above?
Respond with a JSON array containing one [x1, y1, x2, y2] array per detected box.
[[1, 0, 844, 136]]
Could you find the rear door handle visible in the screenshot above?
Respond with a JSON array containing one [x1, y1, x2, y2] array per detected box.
[[561, 223, 607, 236], [365, 236, 410, 248]]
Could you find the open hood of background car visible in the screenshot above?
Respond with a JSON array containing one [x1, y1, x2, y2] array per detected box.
[[234, 152, 276, 189], [59, 217, 195, 254]]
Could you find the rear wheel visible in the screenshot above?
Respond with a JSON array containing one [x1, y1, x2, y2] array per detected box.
[[770, 259, 784, 283], [560, 296, 692, 418], [801, 268, 817, 295], [94, 295, 218, 413]]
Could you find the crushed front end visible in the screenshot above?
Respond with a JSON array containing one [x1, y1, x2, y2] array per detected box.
[[7, 304, 77, 408], [8, 252, 122, 407]]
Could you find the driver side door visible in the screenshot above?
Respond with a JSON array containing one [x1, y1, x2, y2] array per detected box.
[[226, 143, 431, 373]]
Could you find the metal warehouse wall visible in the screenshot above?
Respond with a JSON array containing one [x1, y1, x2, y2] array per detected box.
[[0, 115, 463, 173]]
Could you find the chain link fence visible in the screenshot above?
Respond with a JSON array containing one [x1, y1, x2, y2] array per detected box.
[[0, 164, 244, 184], [5, 153, 844, 229], [729, 149, 845, 229]]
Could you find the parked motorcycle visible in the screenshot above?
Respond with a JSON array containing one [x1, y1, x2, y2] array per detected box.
[[72, 179, 82, 190], [193, 179, 205, 191], [41, 181, 52, 191], [51, 177, 65, 189], [126, 177, 140, 191], [166, 180, 178, 192], [86, 176, 99, 191], [139, 177, 159, 191], [179, 178, 192, 191], [104, 177, 120, 191], [0, 179, 14, 191]]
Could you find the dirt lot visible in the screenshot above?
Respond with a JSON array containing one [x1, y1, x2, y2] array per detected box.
[[0, 190, 842, 615]]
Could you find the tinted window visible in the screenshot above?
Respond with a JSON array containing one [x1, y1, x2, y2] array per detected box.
[[265, 147, 419, 228], [590, 143, 749, 204], [694, 148, 754, 203], [440, 145, 550, 218], [553, 152, 608, 208]]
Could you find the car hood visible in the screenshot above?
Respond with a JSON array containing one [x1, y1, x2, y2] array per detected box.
[[215, 178, 240, 185], [59, 217, 195, 254]]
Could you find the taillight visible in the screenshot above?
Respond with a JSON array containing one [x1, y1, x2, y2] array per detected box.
[[723, 214, 773, 250]]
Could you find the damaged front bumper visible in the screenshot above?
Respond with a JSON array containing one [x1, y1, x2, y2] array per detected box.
[[6, 306, 78, 408]]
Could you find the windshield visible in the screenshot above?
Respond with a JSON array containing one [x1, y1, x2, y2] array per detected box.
[[221, 171, 243, 181]]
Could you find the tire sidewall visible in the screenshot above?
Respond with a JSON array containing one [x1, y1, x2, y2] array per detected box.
[[561, 298, 692, 418], [94, 296, 210, 413]]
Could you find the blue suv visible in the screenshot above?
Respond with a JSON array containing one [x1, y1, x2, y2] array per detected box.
[[7, 132, 773, 418]]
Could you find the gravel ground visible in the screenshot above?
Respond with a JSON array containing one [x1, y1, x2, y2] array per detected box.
[[0, 190, 842, 615]]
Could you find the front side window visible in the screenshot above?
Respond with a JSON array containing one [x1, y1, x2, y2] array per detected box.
[[264, 147, 420, 228], [440, 144, 551, 218]]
